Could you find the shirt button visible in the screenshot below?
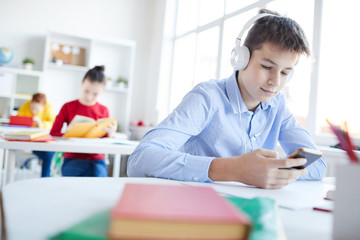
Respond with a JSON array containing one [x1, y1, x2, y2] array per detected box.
[[193, 177, 199, 182]]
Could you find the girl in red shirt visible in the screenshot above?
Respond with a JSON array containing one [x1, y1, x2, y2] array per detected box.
[[50, 65, 117, 177]]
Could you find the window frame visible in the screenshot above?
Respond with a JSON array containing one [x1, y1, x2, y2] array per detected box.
[[157, 0, 357, 147]]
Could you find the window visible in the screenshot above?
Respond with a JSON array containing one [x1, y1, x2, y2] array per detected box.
[[266, 0, 314, 131], [170, 33, 196, 110], [316, 0, 360, 141], [158, 0, 360, 146]]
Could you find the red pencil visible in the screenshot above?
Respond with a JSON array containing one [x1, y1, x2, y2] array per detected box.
[[327, 119, 358, 163], [313, 207, 332, 213], [344, 121, 358, 163]]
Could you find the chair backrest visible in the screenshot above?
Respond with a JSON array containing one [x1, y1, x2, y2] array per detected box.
[[50, 152, 64, 177]]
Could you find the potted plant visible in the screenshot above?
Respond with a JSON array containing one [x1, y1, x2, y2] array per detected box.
[[115, 76, 128, 89], [23, 58, 35, 70], [107, 77, 112, 86]]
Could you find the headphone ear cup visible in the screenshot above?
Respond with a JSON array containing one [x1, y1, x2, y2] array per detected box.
[[230, 46, 250, 70]]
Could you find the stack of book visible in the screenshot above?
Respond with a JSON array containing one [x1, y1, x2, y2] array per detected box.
[[108, 183, 251, 240], [51, 183, 285, 240], [4, 130, 52, 141]]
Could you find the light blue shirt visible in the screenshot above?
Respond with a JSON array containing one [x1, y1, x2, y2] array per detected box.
[[127, 73, 326, 182]]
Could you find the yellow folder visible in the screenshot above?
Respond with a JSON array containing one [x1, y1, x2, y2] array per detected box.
[[63, 115, 115, 138]]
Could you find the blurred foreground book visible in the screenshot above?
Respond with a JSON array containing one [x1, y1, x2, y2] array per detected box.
[[50, 184, 284, 240]]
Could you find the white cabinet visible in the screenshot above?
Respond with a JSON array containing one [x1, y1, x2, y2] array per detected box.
[[0, 67, 43, 120], [42, 31, 136, 133], [0, 31, 135, 134]]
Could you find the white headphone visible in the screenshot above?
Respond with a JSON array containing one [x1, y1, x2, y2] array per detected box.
[[230, 13, 275, 70]]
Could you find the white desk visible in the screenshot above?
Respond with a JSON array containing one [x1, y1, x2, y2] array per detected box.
[[1, 177, 334, 240], [0, 138, 138, 186]]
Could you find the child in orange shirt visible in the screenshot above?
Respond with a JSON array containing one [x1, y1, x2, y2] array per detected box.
[[18, 93, 56, 177]]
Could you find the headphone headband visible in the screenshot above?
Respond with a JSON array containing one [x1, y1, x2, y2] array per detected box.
[[235, 13, 274, 47], [231, 12, 276, 70]]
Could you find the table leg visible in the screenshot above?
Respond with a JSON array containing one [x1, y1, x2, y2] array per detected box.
[[112, 154, 121, 178], [0, 149, 4, 188], [4, 149, 16, 185], [0, 149, 3, 172]]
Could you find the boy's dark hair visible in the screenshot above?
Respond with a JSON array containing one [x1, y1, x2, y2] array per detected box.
[[31, 93, 46, 105], [244, 9, 310, 57], [83, 65, 106, 84]]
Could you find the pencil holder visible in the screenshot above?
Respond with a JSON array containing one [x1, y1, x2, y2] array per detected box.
[[333, 164, 360, 240]]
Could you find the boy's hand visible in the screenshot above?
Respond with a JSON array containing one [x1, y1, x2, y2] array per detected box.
[[208, 148, 308, 189], [103, 120, 117, 138]]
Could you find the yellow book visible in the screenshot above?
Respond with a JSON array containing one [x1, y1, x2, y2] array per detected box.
[[5, 130, 48, 140], [63, 115, 115, 138]]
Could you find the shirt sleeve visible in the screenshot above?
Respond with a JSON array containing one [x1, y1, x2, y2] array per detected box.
[[127, 85, 215, 182], [40, 103, 56, 129], [17, 101, 32, 116], [50, 104, 68, 137], [278, 104, 327, 180], [104, 106, 110, 118], [102, 106, 110, 137]]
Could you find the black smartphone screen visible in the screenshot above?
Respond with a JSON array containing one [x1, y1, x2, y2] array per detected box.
[[283, 148, 322, 170]]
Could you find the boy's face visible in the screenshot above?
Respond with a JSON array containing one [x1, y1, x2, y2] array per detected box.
[[238, 42, 300, 111], [79, 78, 104, 106], [30, 102, 44, 115]]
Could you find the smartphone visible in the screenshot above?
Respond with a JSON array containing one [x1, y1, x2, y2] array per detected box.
[[286, 148, 323, 169]]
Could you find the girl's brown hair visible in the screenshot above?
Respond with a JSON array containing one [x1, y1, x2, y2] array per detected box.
[[82, 65, 106, 84]]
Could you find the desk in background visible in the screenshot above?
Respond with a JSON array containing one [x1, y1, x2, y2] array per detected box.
[[0, 126, 138, 186], [1, 177, 334, 240]]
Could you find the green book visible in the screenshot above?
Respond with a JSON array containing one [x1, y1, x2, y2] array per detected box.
[[48, 210, 110, 240], [226, 197, 285, 240], [49, 197, 284, 240]]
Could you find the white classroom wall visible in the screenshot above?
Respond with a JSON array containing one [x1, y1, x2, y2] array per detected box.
[[0, 0, 166, 126]]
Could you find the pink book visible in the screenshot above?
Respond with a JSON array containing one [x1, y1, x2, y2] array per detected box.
[[108, 183, 251, 240]]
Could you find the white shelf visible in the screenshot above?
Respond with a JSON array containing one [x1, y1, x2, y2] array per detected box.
[[0, 118, 9, 123], [14, 93, 32, 100], [47, 62, 88, 72], [0, 66, 43, 77], [105, 86, 128, 93], [0, 66, 43, 118], [43, 30, 136, 133]]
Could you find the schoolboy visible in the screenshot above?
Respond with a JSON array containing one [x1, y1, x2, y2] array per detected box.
[[18, 93, 56, 177], [127, 9, 326, 189], [18, 93, 56, 129]]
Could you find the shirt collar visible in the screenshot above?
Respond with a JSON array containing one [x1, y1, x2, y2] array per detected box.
[[225, 72, 247, 114], [225, 71, 274, 114], [260, 101, 272, 110]]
